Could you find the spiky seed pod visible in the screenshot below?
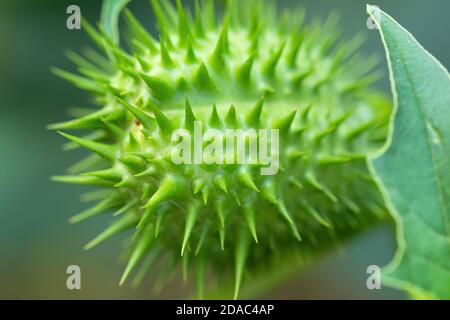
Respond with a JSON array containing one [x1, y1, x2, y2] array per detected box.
[[51, 0, 391, 298]]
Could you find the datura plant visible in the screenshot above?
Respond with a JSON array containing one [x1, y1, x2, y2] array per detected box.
[[50, 0, 394, 299]]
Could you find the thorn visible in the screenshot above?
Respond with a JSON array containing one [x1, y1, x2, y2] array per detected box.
[[100, 117, 126, 137], [127, 132, 139, 151], [287, 149, 308, 161], [313, 124, 339, 144], [124, 9, 157, 52], [233, 191, 241, 206], [317, 155, 351, 165], [109, 46, 135, 66], [204, 0, 216, 29], [159, 0, 178, 22], [116, 97, 155, 130], [345, 119, 378, 140], [245, 96, 264, 127], [159, 36, 175, 67], [215, 199, 226, 227], [81, 168, 122, 182], [47, 111, 105, 130], [146, 100, 175, 136], [154, 210, 165, 237], [150, 0, 171, 33], [194, 0, 205, 37], [193, 179, 205, 195], [134, 52, 151, 71], [143, 175, 184, 209], [303, 201, 331, 228], [342, 195, 361, 214], [185, 35, 198, 64], [195, 224, 209, 255], [184, 98, 197, 131], [214, 175, 228, 194], [105, 84, 124, 97], [235, 53, 254, 85], [113, 199, 139, 216], [120, 226, 155, 285], [225, 105, 238, 128], [66, 154, 103, 174], [243, 204, 258, 244], [226, 0, 240, 28], [181, 201, 201, 256], [131, 246, 162, 287], [263, 85, 275, 98], [278, 202, 302, 241], [300, 102, 313, 122], [261, 182, 301, 241], [57, 131, 116, 162], [273, 109, 297, 134], [119, 154, 146, 172], [237, 169, 259, 192], [83, 48, 111, 71], [78, 67, 110, 82], [261, 181, 279, 205], [65, 50, 100, 73], [234, 228, 250, 300], [69, 196, 121, 224], [140, 73, 175, 101], [201, 186, 210, 205], [193, 62, 217, 92], [291, 126, 308, 139], [248, 5, 261, 34], [250, 25, 262, 53], [137, 206, 157, 229], [114, 177, 136, 188], [81, 18, 107, 50], [289, 177, 304, 189], [84, 214, 138, 250], [286, 32, 305, 67], [292, 68, 315, 87], [51, 68, 104, 93], [209, 23, 228, 71], [278, 10, 289, 35], [176, 0, 190, 47], [262, 41, 286, 76], [51, 175, 114, 187], [305, 172, 338, 203], [140, 184, 155, 202], [208, 103, 222, 128], [115, 64, 139, 80], [80, 190, 112, 203]]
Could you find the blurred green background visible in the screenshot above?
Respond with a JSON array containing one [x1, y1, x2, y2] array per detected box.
[[1, 0, 449, 299]]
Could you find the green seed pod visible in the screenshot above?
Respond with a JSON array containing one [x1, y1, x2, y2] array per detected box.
[[51, 0, 391, 298]]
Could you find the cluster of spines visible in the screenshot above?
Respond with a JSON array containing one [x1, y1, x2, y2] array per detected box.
[[54, 0, 381, 110], [50, 0, 389, 299]]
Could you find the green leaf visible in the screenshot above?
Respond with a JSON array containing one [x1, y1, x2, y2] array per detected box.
[[367, 5, 450, 299], [101, 0, 131, 44]]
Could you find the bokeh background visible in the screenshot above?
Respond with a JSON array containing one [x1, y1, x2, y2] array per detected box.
[[1, 0, 449, 299]]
